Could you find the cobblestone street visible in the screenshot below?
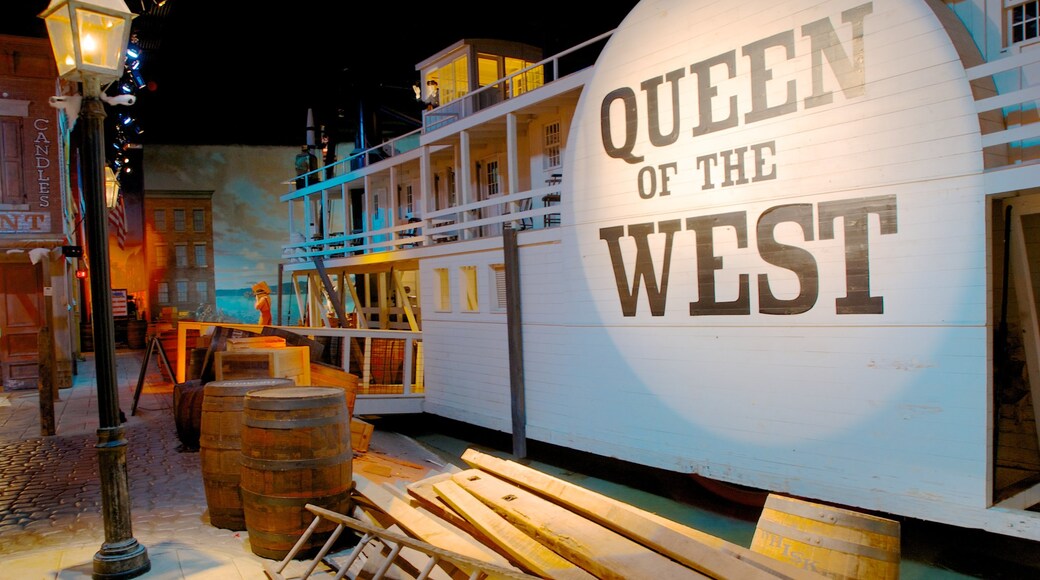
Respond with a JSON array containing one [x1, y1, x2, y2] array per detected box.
[[0, 349, 281, 577], [0, 347, 452, 579]]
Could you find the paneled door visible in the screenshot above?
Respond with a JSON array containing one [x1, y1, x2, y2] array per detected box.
[[0, 262, 41, 391]]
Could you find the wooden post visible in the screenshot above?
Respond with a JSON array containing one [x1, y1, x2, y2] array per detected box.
[[313, 256, 349, 325], [504, 227, 526, 458], [38, 258, 57, 436], [38, 324, 56, 436], [276, 262, 284, 326]]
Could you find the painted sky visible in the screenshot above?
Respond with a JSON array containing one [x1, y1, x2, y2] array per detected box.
[[143, 144, 294, 291]]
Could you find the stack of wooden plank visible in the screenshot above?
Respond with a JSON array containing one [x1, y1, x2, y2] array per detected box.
[[336, 447, 827, 580]]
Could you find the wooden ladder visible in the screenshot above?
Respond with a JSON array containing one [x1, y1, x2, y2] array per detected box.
[[263, 503, 543, 580]]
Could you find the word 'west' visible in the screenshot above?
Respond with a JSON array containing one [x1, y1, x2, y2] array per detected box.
[[599, 195, 897, 317]]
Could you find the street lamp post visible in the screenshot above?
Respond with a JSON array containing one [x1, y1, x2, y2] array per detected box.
[[39, 1, 150, 578]]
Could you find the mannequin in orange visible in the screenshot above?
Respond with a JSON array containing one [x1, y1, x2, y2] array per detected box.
[[253, 281, 272, 325]]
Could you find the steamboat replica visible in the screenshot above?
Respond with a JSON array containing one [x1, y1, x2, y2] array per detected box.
[[273, 0, 1040, 543]]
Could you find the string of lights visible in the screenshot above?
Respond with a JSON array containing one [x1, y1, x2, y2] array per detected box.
[[104, 32, 145, 183]]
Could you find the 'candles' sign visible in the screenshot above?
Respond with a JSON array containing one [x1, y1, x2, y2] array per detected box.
[[34, 118, 53, 208]]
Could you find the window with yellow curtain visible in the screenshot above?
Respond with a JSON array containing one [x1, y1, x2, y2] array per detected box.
[[435, 268, 451, 311], [460, 265, 478, 312]]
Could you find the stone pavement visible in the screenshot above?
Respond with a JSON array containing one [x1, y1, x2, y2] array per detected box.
[[6, 350, 1040, 580], [0, 348, 448, 579]]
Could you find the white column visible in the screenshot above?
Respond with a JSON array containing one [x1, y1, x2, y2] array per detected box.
[[507, 112, 521, 229], [460, 130, 472, 240]]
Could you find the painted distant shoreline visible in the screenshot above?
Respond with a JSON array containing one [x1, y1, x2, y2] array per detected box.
[[212, 285, 307, 325]]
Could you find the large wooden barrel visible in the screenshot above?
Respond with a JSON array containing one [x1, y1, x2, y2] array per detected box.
[[199, 377, 295, 530], [172, 380, 204, 451], [126, 319, 147, 349], [240, 387, 353, 560], [369, 338, 405, 384], [750, 494, 901, 580]]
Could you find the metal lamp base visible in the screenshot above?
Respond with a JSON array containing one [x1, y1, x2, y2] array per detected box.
[[93, 538, 150, 579]]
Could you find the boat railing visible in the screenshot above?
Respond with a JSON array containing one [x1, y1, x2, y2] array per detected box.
[[285, 30, 609, 200], [285, 128, 424, 199], [281, 31, 606, 258], [421, 30, 612, 132], [966, 45, 1040, 193], [173, 321, 423, 402], [282, 181, 562, 261]]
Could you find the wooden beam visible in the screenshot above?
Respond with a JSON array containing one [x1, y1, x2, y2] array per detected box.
[[352, 473, 519, 573], [461, 448, 822, 580], [37, 257, 56, 436], [503, 226, 526, 458], [378, 272, 389, 329], [434, 477, 597, 580], [276, 262, 283, 325], [290, 272, 306, 326], [312, 256, 349, 326], [346, 274, 367, 329], [452, 469, 709, 579], [407, 473, 481, 539], [391, 269, 419, 332]]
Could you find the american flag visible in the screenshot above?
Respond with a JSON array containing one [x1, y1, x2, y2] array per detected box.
[[108, 190, 127, 249]]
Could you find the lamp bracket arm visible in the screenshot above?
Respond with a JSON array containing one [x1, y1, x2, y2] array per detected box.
[[99, 94, 136, 107], [48, 95, 82, 120]]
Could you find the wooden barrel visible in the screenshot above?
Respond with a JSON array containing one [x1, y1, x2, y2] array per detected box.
[[199, 377, 295, 530], [240, 387, 353, 560], [172, 380, 204, 451], [369, 338, 405, 384], [126, 319, 147, 349], [750, 494, 901, 580]]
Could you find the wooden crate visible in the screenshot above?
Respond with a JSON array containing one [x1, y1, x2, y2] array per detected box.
[[214, 346, 310, 385], [351, 418, 374, 453], [308, 362, 358, 418]]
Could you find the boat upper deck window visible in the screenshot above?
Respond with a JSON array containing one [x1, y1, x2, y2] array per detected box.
[[1009, 1, 1040, 45]]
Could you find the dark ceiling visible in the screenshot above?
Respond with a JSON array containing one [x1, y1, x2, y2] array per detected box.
[[5, 1, 639, 149]]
